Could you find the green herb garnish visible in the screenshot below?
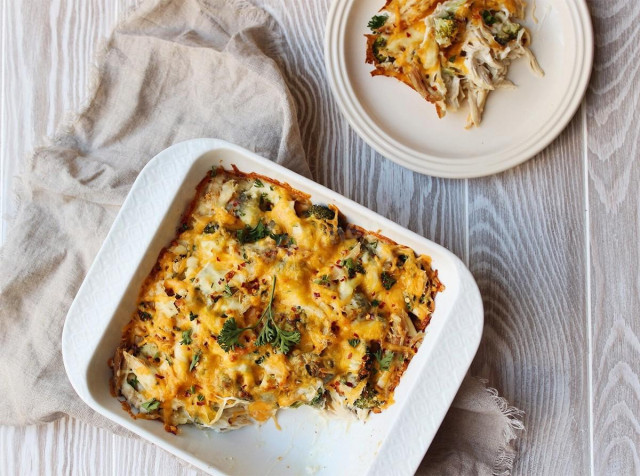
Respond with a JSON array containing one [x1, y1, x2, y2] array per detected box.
[[309, 388, 325, 406], [367, 14, 388, 31], [381, 272, 396, 290], [362, 240, 378, 256], [204, 223, 218, 234], [138, 310, 152, 321], [189, 350, 201, 371], [371, 299, 381, 307], [217, 318, 246, 352], [271, 232, 294, 247], [224, 284, 236, 297], [189, 311, 198, 321], [180, 329, 193, 345], [217, 276, 300, 354], [254, 179, 264, 188], [236, 220, 270, 244], [343, 258, 365, 279], [482, 10, 496, 26], [259, 193, 273, 212], [141, 398, 161, 412], [348, 338, 360, 348], [314, 274, 331, 286], [374, 349, 394, 371], [127, 375, 139, 390], [197, 394, 205, 402]]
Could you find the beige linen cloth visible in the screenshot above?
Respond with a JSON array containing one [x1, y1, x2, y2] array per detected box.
[[0, 0, 524, 474]]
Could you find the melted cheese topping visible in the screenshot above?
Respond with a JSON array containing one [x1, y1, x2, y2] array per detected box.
[[367, 0, 541, 127], [112, 169, 443, 432]]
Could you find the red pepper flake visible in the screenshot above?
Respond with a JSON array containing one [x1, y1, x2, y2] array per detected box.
[[406, 32, 411, 37], [353, 333, 360, 338], [225, 270, 236, 281], [345, 382, 354, 388], [155, 374, 164, 379], [347, 353, 352, 359], [340, 277, 346, 282], [313, 292, 321, 298], [196, 401, 205, 406], [216, 257, 221, 262], [378, 302, 385, 309], [332, 295, 336, 300]]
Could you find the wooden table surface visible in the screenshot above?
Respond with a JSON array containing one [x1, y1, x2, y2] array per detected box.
[[0, 0, 636, 474]]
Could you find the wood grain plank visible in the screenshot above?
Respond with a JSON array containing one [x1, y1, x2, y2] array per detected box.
[[587, 0, 640, 473], [468, 115, 590, 475], [0, 418, 113, 475], [112, 435, 205, 475]]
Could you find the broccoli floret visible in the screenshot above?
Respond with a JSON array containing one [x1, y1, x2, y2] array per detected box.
[[482, 9, 497, 26], [304, 204, 336, 220], [494, 21, 521, 45], [353, 384, 382, 409], [433, 17, 458, 47], [371, 36, 395, 63], [367, 14, 388, 31]]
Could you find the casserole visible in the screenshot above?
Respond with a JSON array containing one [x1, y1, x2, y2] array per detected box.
[[62, 139, 483, 475]]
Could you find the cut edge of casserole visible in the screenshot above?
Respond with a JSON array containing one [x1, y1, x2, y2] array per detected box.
[[110, 166, 444, 433]]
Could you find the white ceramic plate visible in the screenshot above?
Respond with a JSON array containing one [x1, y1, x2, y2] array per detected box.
[[325, 0, 594, 178], [62, 139, 483, 476]]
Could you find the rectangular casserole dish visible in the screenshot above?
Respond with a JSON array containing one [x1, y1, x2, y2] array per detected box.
[[61, 139, 483, 476]]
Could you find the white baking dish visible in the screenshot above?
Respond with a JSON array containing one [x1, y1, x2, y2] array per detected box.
[[62, 139, 483, 476]]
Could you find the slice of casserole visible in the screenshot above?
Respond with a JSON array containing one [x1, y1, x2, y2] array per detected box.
[[366, 0, 543, 127], [111, 167, 443, 433]]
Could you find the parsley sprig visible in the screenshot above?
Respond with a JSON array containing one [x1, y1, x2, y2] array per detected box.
[[236, 220, 294, 247], [367, 14, 388, 31], [217, 276, 300, 354], [179, 329, 193, 345], [374, 349, 395, 371]]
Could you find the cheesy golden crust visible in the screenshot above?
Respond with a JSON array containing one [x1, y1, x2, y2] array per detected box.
[[366, 0, 543, 127], [111, 168, 443, 432]]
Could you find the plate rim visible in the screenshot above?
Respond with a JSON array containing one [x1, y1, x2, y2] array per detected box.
[[324, 0, 594, 178]]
